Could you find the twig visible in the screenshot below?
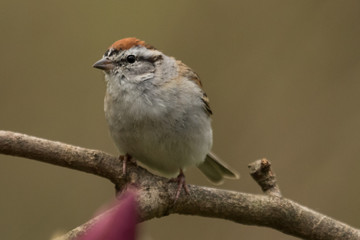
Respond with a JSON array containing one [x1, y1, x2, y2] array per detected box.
[[248, 158, 282, 197], [1, 130, 359, 240]]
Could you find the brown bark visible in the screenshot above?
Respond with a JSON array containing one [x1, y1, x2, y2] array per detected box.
[[1, 130, 359, 240]]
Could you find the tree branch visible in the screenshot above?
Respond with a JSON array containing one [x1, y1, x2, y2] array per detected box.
[[248, 158, 282, 197], [1, 130, 359, 240]]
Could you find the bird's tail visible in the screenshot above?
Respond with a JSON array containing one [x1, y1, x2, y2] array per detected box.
[[198, 152, 240, 185]]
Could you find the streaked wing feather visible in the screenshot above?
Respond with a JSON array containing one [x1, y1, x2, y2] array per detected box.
[[177, 61, 213, 116]]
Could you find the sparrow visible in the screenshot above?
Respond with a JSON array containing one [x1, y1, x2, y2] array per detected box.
[[93, 38, 239, 200]]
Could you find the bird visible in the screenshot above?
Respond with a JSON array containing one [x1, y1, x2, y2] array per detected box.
[[93, 37, 239, 200]]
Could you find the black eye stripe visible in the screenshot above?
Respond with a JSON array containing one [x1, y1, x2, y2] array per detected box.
[[114, 54, 163, 64]]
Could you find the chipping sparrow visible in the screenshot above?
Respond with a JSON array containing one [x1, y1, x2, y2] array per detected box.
[[93, 38, 239, 198]]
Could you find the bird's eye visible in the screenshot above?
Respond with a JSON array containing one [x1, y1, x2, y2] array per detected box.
[[126, 55, 136, 63]]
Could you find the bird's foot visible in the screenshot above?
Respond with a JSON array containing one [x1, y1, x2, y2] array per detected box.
[[119, 153, 136, 175], [168, 169, 190, 203]]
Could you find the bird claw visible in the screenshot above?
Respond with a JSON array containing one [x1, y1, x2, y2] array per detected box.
[[168, 169, 190, 202], [119, 154, 135, 175]]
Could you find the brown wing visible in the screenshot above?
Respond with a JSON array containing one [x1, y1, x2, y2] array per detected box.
[[177, 61, 213, 116]]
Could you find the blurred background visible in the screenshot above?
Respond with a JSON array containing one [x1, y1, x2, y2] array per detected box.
[[1, 0, 360, 239]]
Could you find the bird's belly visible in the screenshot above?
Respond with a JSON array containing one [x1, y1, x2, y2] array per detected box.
[[107, 112, 212, 176]]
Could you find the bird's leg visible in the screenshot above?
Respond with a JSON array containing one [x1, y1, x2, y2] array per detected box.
[[169, 169, 190, 202], [119, 153, 134, 175]]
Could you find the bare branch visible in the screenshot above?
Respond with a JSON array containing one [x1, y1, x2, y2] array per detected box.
[[248, 158, 282, 197], [1, 130, 359, 240]]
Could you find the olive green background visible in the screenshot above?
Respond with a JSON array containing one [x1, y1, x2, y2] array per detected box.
[[1, 0, 360, 239]]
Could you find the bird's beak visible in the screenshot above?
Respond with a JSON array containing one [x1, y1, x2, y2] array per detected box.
[[93, 58, 115, 71]]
